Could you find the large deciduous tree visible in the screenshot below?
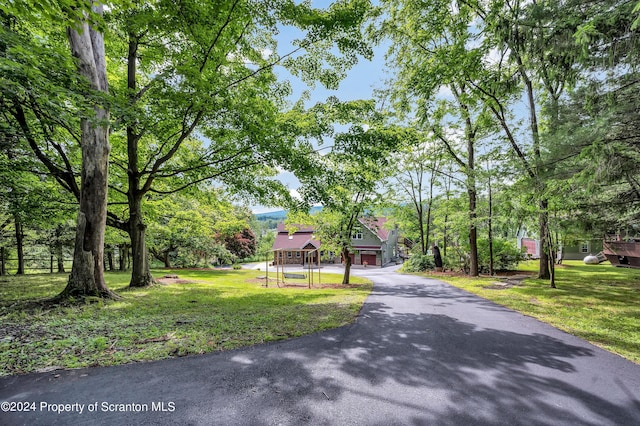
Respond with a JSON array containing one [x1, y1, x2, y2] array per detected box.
[[104, 0, 374, 288], [61, 2, 115, 298], [1, 2, 116, 297]]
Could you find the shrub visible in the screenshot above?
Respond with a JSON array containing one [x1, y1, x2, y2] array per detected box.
[[402, 254, 435, 272], [437, 240, 524, 274], [443, 250, 469, 273], [477, 239, 524, 272]]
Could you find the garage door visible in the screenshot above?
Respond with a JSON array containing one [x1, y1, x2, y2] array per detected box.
[[361, 254, 377, 266]]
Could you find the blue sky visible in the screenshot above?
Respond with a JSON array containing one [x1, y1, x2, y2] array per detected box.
[[275, 1, 387, 105], [251, 4, 389, 214]]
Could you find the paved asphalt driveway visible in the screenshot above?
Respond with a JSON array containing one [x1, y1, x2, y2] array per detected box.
[[2, 266, 639, 425]]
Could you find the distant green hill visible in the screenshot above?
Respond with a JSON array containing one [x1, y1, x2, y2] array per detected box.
[[255, 206, 322, 221], [255, 210, 287, 221]]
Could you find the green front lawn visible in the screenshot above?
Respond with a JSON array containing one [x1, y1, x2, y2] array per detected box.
[[0, 269, 371, 376], [423, 260, 640, 364]]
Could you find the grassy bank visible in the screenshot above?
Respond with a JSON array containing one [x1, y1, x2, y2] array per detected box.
[[423, 260, 640, 364], [0, 269, 371, 376]]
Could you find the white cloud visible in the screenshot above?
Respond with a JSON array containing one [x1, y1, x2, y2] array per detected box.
[[261, 48, 273, 60], [289, 188, 302, 200]]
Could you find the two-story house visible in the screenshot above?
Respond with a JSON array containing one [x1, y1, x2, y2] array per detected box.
[[272, 217, 399, 267], [348, 217, 399, 267]]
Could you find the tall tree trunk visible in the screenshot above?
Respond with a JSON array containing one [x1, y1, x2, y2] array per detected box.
[[538, 200, 551, 280], [488, 167, 494, 276], [543, 218, 556, 288], [106, 246, 114, 271], [341, 247, 352, 285], [466, 114, 478, 277], [0, 247, 6, 275], [59, 3, 117, 299], [468, 187, 479, 276], [55, 225, 65, 273], [425, 165, 437, 256], [14, 215, 24, 275], [126, 34, 154, 288], [118, 243, 127, 271], [417, 204, 426, 255], [542, 95, 561, 282], [443, 173, 452, 258], [519, 58, 551, 281], [128, 198, 154, 287], [56, 242, 65, 273], [452, 84, 479, 277], [425, 202, 432, 256]]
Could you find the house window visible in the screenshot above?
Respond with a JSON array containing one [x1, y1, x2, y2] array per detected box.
[[581, 242, 589, 253], [287, 251, 292, 258], [352, 228, 363, 240], [296, 251, 301, 258]]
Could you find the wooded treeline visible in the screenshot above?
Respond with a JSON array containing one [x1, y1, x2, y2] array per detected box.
[[372, 0, 640, 287]]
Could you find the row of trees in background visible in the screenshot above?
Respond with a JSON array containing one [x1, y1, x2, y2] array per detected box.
[[371, 0, 640, 287], [283, 1, 640, 288], [250, 0, 640, 287], [0, 181, 260, 275]]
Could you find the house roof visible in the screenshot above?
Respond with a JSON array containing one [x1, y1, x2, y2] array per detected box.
[[273, 231, 320, 251], [358, 217, 390, 241]]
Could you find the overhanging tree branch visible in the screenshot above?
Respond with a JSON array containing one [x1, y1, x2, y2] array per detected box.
[[146, 159, 263, 195], [9, 101, 80, 198]]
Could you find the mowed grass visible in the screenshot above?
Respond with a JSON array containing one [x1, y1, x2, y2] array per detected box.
[[0, 269, 371, 376], [422, 260, 640, 364]]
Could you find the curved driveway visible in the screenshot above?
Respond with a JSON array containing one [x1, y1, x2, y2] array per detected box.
[[2, 267, 640, 425]]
